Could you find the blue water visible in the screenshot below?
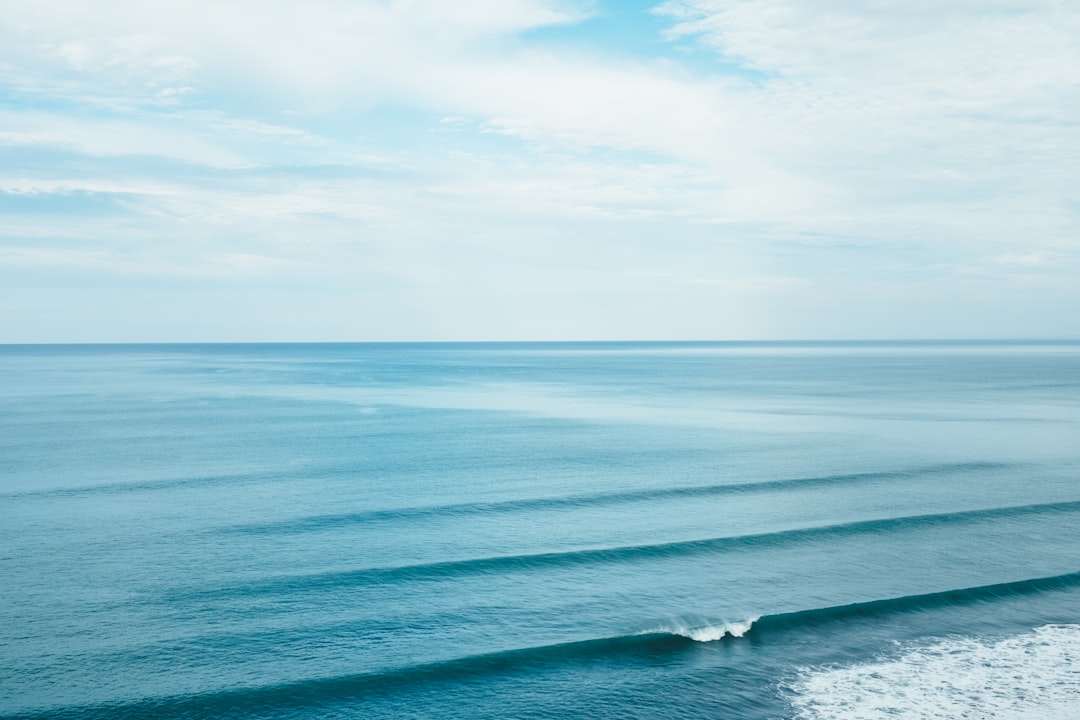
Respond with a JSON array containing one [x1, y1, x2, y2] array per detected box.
[[2, 341, 1078, 719]]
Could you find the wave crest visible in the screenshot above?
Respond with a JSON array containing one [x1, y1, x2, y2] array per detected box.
[[789, 624, 1080, 719], [649, 616, 761, 642]]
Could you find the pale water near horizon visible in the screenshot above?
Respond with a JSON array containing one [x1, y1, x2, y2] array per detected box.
[[2, 341, 1078, 719]]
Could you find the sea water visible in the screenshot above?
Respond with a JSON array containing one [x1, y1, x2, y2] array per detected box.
[[1, 341, 1078, 719]]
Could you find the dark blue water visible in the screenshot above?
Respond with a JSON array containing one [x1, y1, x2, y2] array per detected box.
[[2, 341, 1078, 719]]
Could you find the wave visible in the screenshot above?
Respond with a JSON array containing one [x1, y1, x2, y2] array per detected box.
[[178, 499, 1080, 599], [788, 623, 1080, 719], [704, 569, 1080, 640], [222, 461, 1017, 535], [16, 571, 1080, 720], [0, 468, 308, 500], [650, 617, 761, 641], [0, 460, 1019, 510], [0, 461, 421, 501], [4, 631, 694, 720]]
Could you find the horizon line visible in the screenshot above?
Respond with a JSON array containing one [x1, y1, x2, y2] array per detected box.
[[2, 338, 1079, 347]]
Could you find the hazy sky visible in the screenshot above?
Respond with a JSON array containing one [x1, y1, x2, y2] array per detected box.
[[2, 0, 1078, 342]]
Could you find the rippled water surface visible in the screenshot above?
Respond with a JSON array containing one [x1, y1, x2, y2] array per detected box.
[[2, 341, 1078, 719]]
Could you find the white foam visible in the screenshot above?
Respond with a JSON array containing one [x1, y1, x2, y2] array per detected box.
[[789, 624, 1080, 720], [649, 617, 760, 642]]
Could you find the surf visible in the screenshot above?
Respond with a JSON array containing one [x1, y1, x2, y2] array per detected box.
[[788, 623, 1080, 719], [19, 571, 1080, 720]]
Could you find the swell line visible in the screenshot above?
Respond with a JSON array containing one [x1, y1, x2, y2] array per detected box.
[[178, 499, 1080, 600], [1, 631, 691, 720], [14, 571, 1080, 720], [751, 569, 1080, 634], [0, 468, 323, 500], [223, 461, 1016, 535]]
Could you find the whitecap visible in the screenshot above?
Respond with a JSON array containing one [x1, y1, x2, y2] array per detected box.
[[647, 617, 760, 642], [789, 624, 1080, 720]]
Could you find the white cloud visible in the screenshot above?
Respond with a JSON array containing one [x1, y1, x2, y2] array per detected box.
[[0, 0, 589, 108], [0, 109, 249, 166], [1, 0, 1079, 339], [993, 252, 1056, 268]]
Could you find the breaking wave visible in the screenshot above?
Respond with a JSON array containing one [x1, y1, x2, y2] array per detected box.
[[649, 617, 760, 641], [12, 572, 1078, 719], [789, 624, 1080, 720]]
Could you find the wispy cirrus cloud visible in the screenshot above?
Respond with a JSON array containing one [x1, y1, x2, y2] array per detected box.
[[0, 1, 1078, 341]]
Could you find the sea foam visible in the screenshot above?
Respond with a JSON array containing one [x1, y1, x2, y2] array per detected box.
[[649, 617, 760, 642], [789, 624, 1080, 720]]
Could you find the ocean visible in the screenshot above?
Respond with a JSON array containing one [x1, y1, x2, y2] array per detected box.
[[1, 341, 1078, 719]]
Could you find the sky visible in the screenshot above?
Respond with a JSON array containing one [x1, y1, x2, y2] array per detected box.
[[1, 0, 1078, 342]]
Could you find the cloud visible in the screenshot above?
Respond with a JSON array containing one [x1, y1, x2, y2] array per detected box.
[[0, 1, 1078, 340], [993, 252, 1056, 268], [0, 0, 589, 109], [654, 1, 1080, 157], [658, 0, 1080, 91], [643, 1, 1080, 254], [0, 109, 249, 166]]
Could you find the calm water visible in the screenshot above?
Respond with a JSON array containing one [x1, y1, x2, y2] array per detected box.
[[1, 341, 1078, 719]]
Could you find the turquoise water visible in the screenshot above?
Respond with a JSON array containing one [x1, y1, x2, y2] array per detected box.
[[2, 341, 1078, 719]]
